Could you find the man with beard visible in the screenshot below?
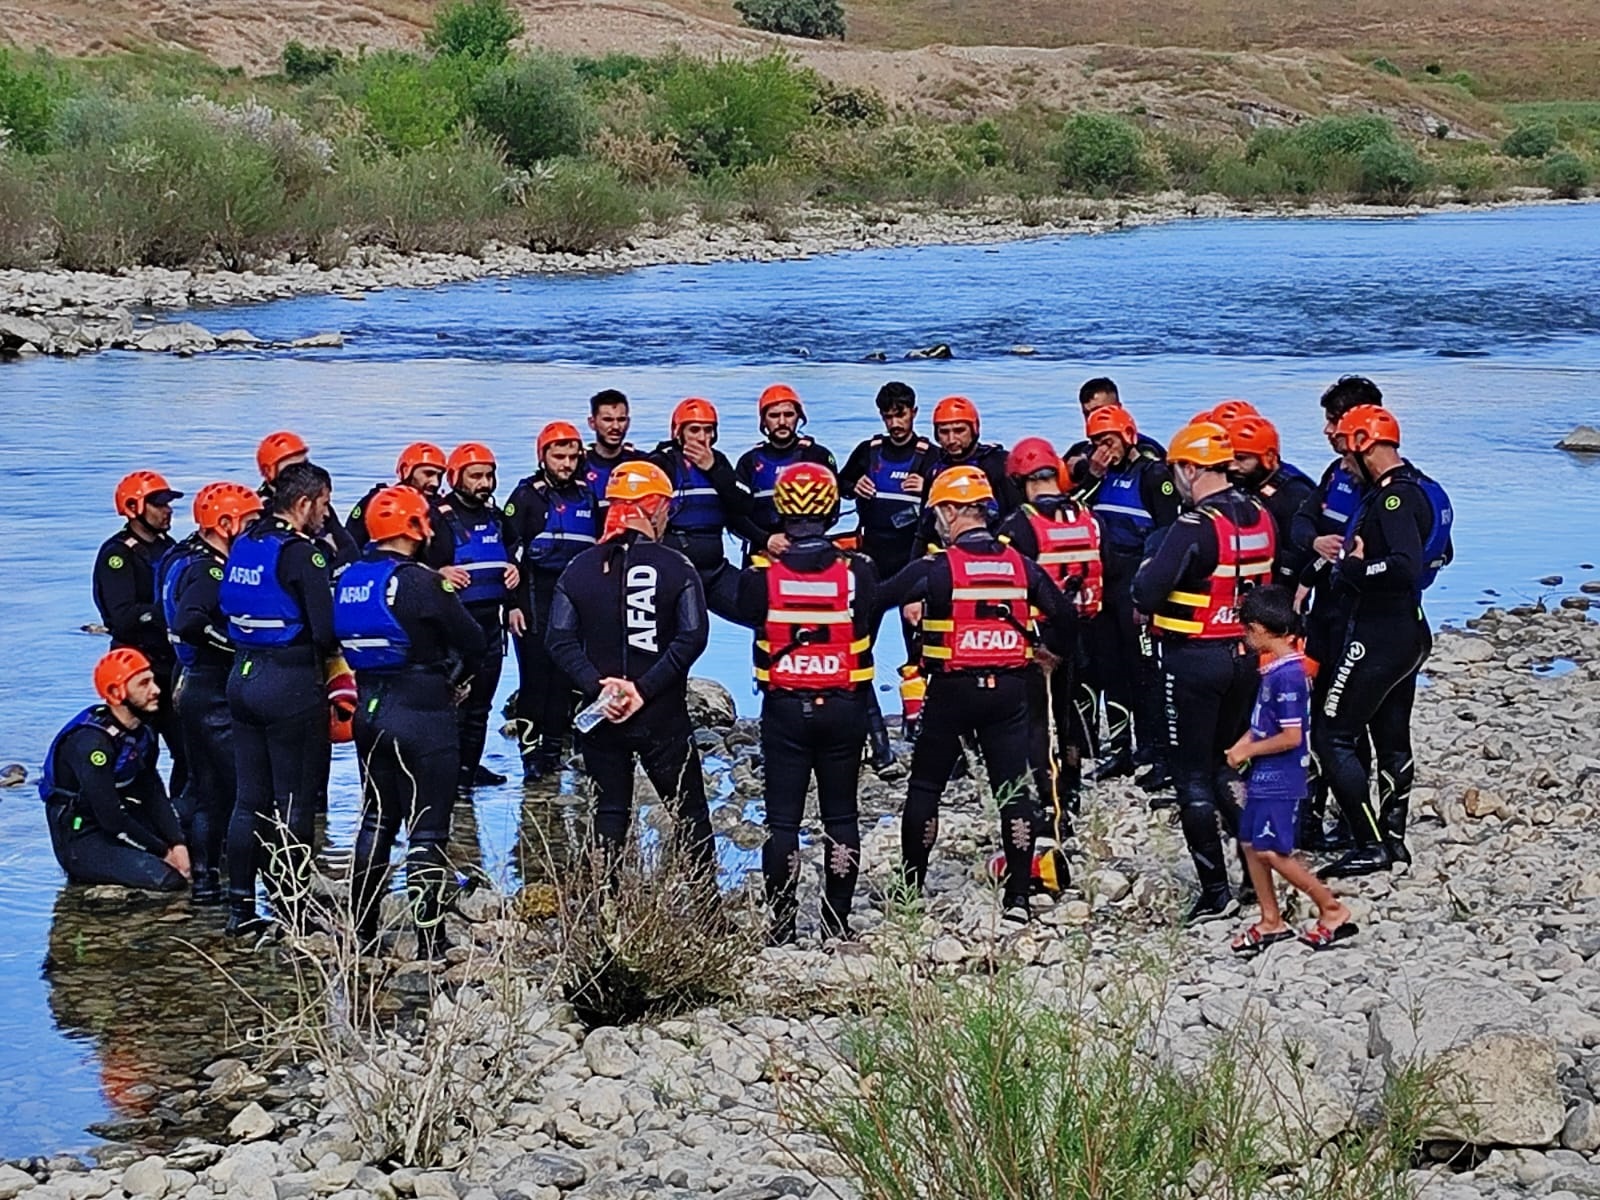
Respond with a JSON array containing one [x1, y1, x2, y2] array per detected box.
[[93, 471, 186, 802], [507, 422, 600, 778], [733, 384, 838, 562], [40, 650, 191, 890], [255, 431, 359, 570], [346, 442, 451, 563], [648, 398, 753, 619], [1222, 415, 1316, 590], [918, 396, 1017, 530], [436, 442, 519, 795], [584, 389, 643, 512]]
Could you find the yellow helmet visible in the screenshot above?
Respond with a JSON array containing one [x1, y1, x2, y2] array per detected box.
[[1167, 421, 1234, 468]]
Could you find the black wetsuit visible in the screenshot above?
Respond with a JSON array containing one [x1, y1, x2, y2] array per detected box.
[[346, 484, 451, 567], [647, 441, 752, 620], [545, 530, 713, 874], [732, 436, 838, 561], [1245, 463, 1317, 590], [838, 433, 940, 663], [734, 537, 879, 941]]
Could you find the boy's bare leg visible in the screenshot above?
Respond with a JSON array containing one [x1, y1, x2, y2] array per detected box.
[[1243, 845, 1285, 930], [1262, 850, 1352, 928]]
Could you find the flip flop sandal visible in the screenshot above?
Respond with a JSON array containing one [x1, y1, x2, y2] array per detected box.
[[1230, 924, 1297, 957], [1298, 920, 1360, 951]]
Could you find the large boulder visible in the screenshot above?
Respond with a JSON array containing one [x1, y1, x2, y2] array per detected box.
[[1368, 976, 1565, 1146], [1558, 425, 1600, 453], [126, 321, 218, 354], [0, 312, 51, 352], [686, 677, 737, 729]]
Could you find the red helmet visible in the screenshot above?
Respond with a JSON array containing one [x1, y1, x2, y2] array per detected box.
[[95, 648, 152, 705], [193, 481, 264, 535], [446, 442, 497, 488], [671, 398, 719, 440], [1005, 436, 1062, 483], [364, 485, 433, 542], [1209, 399, 1259, 426], [1086, 405, 1137, 445], [256, 431, 308, 482], [773, 462, 839, 519], [1225, 416, 1280, 460], [1336, 404, 1401, 451], [931, 396, 981, 436], [759, 383, 805, 425], [536, 421, 584, 460], [395, 442, 447, 481], [114, 471, 182, 519]]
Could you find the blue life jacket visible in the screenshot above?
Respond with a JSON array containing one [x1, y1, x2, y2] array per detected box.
[[669, 458, 724, 534], [447, 506, 512, 606], [1094, 458, 1156, 554], [220, 525, 304, 648], [1271, 462, 1313, 490], [743, 440, 815, 534], [1318, 462, 1361, 532], [334, 558, 410, 671], [158, 540, 208, 667], [39, 705, 155, 805], [521, 480, 599, 574], [861, 435, 927, 535], [1416, 472, 1454, 590], [585, 446, 635, 505]]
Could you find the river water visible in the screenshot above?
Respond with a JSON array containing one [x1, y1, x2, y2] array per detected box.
[[2, 204, 1598, 1159]]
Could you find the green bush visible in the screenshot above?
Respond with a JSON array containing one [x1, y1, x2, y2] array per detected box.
[[472, 53, 595, 167], [812, 79, 888, 128], [1282, 114, 1397, 160], [1440, 155, 1497, 200], [348, 53, 464, 153], [326, 140, 512, 253], [1154, 132, 1216, 190], [1203, 151, 1292, 199], [1051, 111, 1149, 193], [658, 54, 815, 173], [573, 53, 655, 89], [1357, 139, 1429, 202], [1369, 57, 1403, 77], [519, 159, 639, 251], [0, 154, 48, 266], [0, 50, 64, 155], [1539, 152, 1592, 198], [425, 0, 523, 62], [733, 0, 846, 39], [1501, 121, 1559, 159], [282, 41, 343, 82]]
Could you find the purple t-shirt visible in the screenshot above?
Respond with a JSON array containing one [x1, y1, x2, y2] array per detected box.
[[1246, 652, 1310, 802]]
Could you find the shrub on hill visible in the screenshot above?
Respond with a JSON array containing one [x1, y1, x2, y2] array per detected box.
[[1051, 112, 1149, 193], [658, 54, 815, 173], [1357, 138, 1430, 202], [281, 41, 343, 82], [1501, 121, 1558, 159], [733, 0, 847, 40], [426, 0, 524, 62], [1539, 152, 1591, 198], [0, 50, 64, 155], [472, 53, 595, 167]]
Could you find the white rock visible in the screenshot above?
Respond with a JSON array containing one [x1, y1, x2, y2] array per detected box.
[[0, 1164, 36, 1200], [1558, 425, 1600, 453], [227, 1101, 276, 1142], [129, 322, 217, 354], [1563, 1100, 1600, 1152], [120, 1156, 169, 1198], [0, 312, 51, 350], [290, 332, 345, 348], [582, 1027, 638, 1079]]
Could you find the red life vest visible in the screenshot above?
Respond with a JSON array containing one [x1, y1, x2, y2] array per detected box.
[[1152, 500, 1275, 640], [922, 544, 1034, 672], [755, 556, 872, 691], [1023, 502, 1103, 619]]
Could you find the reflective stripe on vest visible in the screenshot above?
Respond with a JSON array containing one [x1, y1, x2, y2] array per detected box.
[[1024, 502, 1104, 619], [922, 544, 1034, 671], [1319, 462, 1361, 529], [333, 558, 410, 671], [449, 509, 511, 605], [38, 705, 155, 805], [1152, 502, 1276, 639], [220, 526, 305, 648], [754, 557, 872, 690], [1094, 463, 1154, 553], [522, 485, 599, 573]]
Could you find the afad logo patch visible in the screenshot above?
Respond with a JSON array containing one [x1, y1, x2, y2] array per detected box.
[[107, 555, 125, 570], [1161, 481, 1175, 496], [312, 551, 328, 569], [1384, 495, 1401, 511], [89, 749, 109, 767]]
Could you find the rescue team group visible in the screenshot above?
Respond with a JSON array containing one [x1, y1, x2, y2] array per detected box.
[[44, 372, 1453, 957]]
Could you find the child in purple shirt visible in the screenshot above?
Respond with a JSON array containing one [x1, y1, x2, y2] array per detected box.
[[1225, 587, 1355, 956]]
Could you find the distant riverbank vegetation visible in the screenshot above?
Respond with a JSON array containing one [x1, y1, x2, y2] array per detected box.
[[0, 0, 1594, 273]]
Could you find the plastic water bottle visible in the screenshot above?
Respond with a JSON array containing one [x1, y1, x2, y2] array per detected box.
[[574, 685, 623, 734]]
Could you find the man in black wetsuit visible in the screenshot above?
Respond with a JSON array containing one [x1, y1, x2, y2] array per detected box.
[[648, 398, 752, 620], [255, 431, 360, 570], [584, 389, 643, 514], [732, 383, 838, 562], [334, 486, 487, 955], [40, 650, 191, 891], [1223, 414, 1316, 591], [1316, 404, 1453, 879], [545, 461, 715, 879], [1063, 377, 1167, 485], [346, 442, 449, 555]]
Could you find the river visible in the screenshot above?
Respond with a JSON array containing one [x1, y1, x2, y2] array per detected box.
[[1, 204, 1598, 1159]]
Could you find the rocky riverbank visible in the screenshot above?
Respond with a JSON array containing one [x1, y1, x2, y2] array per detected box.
[[0, 191, 1588, 361], [5, 599, 1600, 1200]]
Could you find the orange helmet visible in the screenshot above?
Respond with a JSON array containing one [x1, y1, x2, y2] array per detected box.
[[759, 383, 805, 424], [927, 465, 994, 507], [95, 648, 152, 705], [1167, 421, 1234, 468], [1086, 405, 1137, 445], [114, 471, 182, 519], [446, 442, 497, 488], [364, 485, 433, 542], [1209, 399, 1258, 425], [536, 421, 584, 460], [1226, 416, 1280, 460], [931, 396, 981, 435], [773, 462, 839, 519], [1005, 436, 1062, 483], [256, 431, 309, 482], [605, 461, 674, 503], [395, 442, 446, 481], [1336, 404, 1401, 451], [193, 482, 264, 535], [671, 398, 718, 440]]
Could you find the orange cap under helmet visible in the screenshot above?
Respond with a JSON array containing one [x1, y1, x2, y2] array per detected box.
[[395, 442, 447, 481], [1226, 415, 1280, 460], [114, 471, 182, 519], [1167, 421, 1234, 468], [364, 485, 433, 542], [605, 461, 674, 503], [257, 431, 309, 482], [536, 421, 584, 460], [927, 465, 994, 507], [1336, 404, 1401, 451], [1005, 436, 1062, 483], [193, 481, 264, 534], [759, 383, 805, 424], [773, 461, 839, 519], [1086, 404, 1137, 445], [931, 396, 981, 436], [95, 648, 152, 705], [671, 398, 719, 440], [446, 442, 497, 488], [1209, 399, 1259, 426]]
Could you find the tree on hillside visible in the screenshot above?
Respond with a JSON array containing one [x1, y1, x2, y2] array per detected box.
[[426, 0, 524, 61], [734, 0, 846, 40]]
